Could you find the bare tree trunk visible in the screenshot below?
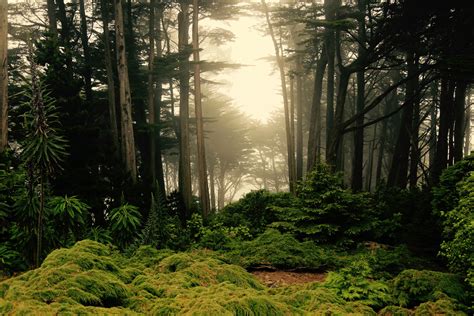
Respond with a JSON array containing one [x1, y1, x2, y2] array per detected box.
[[387, 53, 417, 188], [409, 58, 420, 189], [79, 0, 92, 102], [208, 159, 216, 211], [431, 77, 455, 185], [193, 0, 211, 218], [352, 0, 366, 191], [325, 0, 336, 163], [115, 0, 137, 183], [0, 0, 7, 153], [465, 88, 471, 156], [100, 0, 120, 154], [429, 81, 438, 172], [148, 0, 156, 184], [47, 0, 58, 36], [178, 2, 193, 216], [262, 0, 296, 193], [454, 81, 467, 162], [154, 3, 166, 198], [296, 54, 304, 181], [307, 44, 327, 172]]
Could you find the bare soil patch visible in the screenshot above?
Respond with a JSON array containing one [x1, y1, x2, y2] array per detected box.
[[252, 270, 326, 287]]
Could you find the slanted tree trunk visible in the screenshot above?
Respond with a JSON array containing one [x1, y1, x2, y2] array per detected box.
[[262, 0, 296, 193], [100, 0, 120, 154], [79, 0, 92, 102], [115, 0, 137, 183], [193, 0, 211, 218], [307, 44, 327, 172], [0, 0, 7, 153], [178, 2, 193, 217]]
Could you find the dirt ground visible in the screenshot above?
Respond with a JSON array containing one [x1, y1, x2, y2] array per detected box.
[[252, 270, 326, 287]]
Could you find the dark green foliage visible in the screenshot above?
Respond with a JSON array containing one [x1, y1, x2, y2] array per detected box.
[[224, 229, 339, 270], [271, 165, 379, 245], [391, 269, 467, 307], [324, 260, 392, 309], [437, 172, 474, 289], [216, 190, 293, 236], [432, 154, 474, 219], [109, 203, 141, 249]]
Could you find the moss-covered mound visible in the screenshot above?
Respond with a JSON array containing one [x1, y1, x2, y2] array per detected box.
[[0, 240, 469, 315]]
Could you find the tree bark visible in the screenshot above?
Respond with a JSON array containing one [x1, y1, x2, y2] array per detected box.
[[47, 0, 58, 36], [465, 88, 471, 156], [0, 0, 7, 153], [115, 0, 137, 183], [409, 58, 420, 188], [324, 0, 336, 163], [79, 0, 93, 102], [148, 0, 156, 184], [351, 0, 366, 191], [100, 0, 120, 154], [193, 0, 211, 218], [296, 54, 304, 181], [262, 0, 296, 193], [178, 2, 193, 217], [307, 44, 327, 172], [454, 80, 467, 162]]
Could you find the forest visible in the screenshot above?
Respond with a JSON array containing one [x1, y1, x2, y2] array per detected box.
[[0, 0, 473, 314]]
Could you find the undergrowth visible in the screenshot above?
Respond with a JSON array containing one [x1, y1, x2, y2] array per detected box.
[[0, 240, 470, 315]]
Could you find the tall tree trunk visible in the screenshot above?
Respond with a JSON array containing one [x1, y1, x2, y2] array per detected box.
[[387, 53, 417, 188], [178, 2, 193, 217], [193, 0, 211, 218], [352, 0, 366, 191], [431, 77, 455, 185], [409, 58, 420, 188], [56, 0, 73, 79], [47, 0, 58, 36], [465, 88, 471, 156], [454, 81, 467, 162], [296, 54, 304, 181], [429, 81, 438, 172], [0, 0, 7, 153], [325, 0, 336, 163], [148, 0, 156, 185], [262, 0, 296, 193], [100, 0, 120, 154], [208, 159, 216, 211], [154, 3, 166, 199], [79, 0, 92, 102], [307, 44, 327, 172], [115, 0, 137, 183]]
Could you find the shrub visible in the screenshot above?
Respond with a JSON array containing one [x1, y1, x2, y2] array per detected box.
[[323, 259, 392, 309], [439, 172, 474, 289], [224, 229, 340, 270], [391, 269, 467, 307], [216, 190, 294, 236], [271, 164, 379, 246]]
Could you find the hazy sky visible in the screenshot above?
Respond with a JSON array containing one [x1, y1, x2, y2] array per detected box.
[[203, 14, 282, 122]]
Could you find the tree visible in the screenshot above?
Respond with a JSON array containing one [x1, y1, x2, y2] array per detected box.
[[0, 0, 7, 153], [114, 0, 137, 183], [193, 0, 211, 218], [178, 0, 193, 218]]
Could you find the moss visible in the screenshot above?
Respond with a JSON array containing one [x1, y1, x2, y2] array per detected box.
[[413, 298, 467, 315], [391, 269, 467, 307], [378, 305, 413, 316]]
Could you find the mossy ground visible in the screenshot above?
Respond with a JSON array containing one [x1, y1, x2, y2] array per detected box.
[[0, 240, 469, 315]]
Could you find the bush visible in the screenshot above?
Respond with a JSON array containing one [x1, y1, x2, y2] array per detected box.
[[216, 190, 294, 236], [439, 172, 474, 289], [391, 269, 467, 307], [224, 229, 339, 270], [323, 259, 392, 309], [271, 165, 379, 246]]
